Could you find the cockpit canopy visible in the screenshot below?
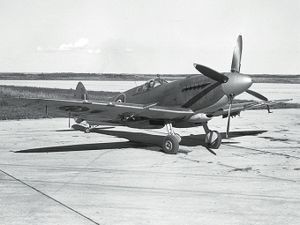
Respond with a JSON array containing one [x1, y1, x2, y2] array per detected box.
[[134, 77, 168, 94], [143, 77, 168, 90]]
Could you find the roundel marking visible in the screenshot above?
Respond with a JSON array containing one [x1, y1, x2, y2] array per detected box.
[[115, 94, 126, 103]]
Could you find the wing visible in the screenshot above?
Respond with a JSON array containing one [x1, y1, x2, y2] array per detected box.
[[20, 97, 194, 121], [207, 99, 292, 117]]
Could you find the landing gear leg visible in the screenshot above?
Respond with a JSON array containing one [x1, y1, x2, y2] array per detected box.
[[203, 122, 222, 149], [162, 122, 181, 154]]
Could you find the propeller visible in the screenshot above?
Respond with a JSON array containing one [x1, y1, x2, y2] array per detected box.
[[193, 63, 228, 83], [246, 89, 268, 101], [193, 35, 270, 138]]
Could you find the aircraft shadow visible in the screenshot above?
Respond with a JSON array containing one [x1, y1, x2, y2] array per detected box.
[[15, 141, 150, 153], [92, 128, 267, 148], [15, 128, 266, 154]]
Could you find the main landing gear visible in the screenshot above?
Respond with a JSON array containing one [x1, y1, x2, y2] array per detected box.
[[202, 122, 222, 149], [162, 122, 181, 154], [161, 122, 221, 154]]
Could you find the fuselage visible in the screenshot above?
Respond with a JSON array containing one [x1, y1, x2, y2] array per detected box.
[[106, 72, 252, 129], [115, 75, 227, 113]]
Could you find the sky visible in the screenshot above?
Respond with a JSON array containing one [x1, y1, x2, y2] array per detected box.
[[0, 0, 299, 74]]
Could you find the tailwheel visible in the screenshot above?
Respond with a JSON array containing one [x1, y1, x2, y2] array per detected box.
[[205, 130, 222, 149], [162, 135, 179, 154]]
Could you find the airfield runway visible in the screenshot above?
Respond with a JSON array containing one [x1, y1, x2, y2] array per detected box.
[[0, 109, 299, 225]]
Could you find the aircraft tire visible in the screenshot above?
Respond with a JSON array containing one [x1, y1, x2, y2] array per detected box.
[[162, 135, 179, 154], [84, 128, 90, 133], [205, 130, 222, 149], [174, 133, 182, 142]]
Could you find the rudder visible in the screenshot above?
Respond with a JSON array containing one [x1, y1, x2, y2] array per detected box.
[[74, 82, 88, 100]]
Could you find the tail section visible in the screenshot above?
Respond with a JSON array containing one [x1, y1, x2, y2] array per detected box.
[[74, 82, 88, 101]]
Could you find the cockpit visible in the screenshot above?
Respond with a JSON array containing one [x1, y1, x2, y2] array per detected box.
[[142, 77, 168, 91]]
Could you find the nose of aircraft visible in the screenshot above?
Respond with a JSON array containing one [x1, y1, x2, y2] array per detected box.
[[221, 73, 252, 96]]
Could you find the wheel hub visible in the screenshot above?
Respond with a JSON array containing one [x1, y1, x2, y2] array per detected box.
[[165, 140, 173, 150]]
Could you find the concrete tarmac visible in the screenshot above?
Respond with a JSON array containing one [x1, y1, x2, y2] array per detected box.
[[0, 109, 299, 225]]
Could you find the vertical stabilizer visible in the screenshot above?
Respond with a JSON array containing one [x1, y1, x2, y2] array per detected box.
[[74, 82, 88, 101]]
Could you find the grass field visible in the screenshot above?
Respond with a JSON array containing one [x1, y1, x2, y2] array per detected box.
[[0, 86, 118, 120]]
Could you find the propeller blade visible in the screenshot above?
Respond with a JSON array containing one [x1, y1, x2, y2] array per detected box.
[[226, 97, 233, 138], [205, 147, 217, 155], [231, 35, 243, 73], [246, 89, 268, 101], [193, 63, 229, 83]]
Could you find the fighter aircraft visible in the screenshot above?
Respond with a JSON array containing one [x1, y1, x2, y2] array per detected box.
[[28, 35, 289, 154]]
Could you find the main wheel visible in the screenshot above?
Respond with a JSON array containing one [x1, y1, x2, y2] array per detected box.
[[162, 135, 179, 154], [205, 130, 222, 149], [174, 133, 182, 142], [84, 127, 90, 133]]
